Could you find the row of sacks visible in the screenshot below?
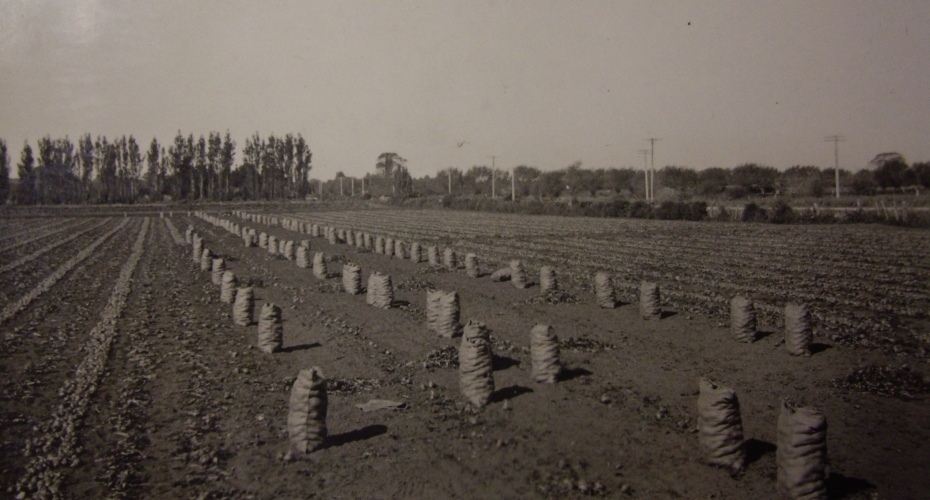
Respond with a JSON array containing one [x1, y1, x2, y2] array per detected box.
[[730, 296, 814, 356], [698, 378, 829, 499]]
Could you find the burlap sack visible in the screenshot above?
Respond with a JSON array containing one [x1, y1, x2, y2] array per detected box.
[[434, 291, 460, 338], [510, 260, 527, 289], [185, 226, 193, 244], [211, 258, 226, 285], [410, 242, 422, 263], [192, 235, 203, 263], [232, 287, 254, 326], [465, 253, 479, 278], [425, 289, 441, 332], [257, 303, 283, 353], [530, 324, 561, 383], [345, 230, 354, 245], [777, 402, 828, 500], [375, 236, 385, 254], [283, 240, 296, 261], [595, 271, 616, 308], [248, 229, 257, 247], [443, 248, 457, 270], [327, 229, 337, 245], [641, 282, 661, 319], [698, 377, 746, 472], [539, 266, 558, 293], [428, 246, 440, 266], [296, 246, 310, 268], [259, 232, 268, 249], [366, 272, 394, 309], [342, 263, 361, 295], [459, 320, 495, 407], [300, 239, 310, 249], [200, 248, 213, 272], [220, 271, 238, 303], [394, 240, 406, 259], [730, 295, 757, 342], [490, 268, 512, 282], [313, 252, 328, 279], [311, 224, 320, 237], [364, 233, 373, 249], [384, 238, 395, 257], [268, 235, 279, 255], [784, 304, 812, 357], [288, 367, 328, 454], [242, 232, 253, 247]]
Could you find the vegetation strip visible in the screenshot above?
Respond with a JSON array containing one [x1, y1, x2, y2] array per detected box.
[[0, 218, 111, 274], [0, 219, 130, 325], [0, 219, 80, 253], [163, 217, 185, 245], [12, 218, 149, 500]]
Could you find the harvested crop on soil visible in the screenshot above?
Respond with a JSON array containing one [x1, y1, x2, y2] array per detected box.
[[328, 377, 383, 395], [395, 276, 435, 291], [394, 240, 406, 259], [287, 367, 328, 455], [164, 218, 186, 245], [559, 335, 616, 353], [531, 324, 561, 383], [220, 271, 238, 303], [296, 245, 309, 268], [268, 235, 279, 255], [524, 290, 579, 305], [423, 345, 459, 370], [342, 263, 362, 295], [313, 252, 328, 279], [595, 271, 616, 308], [257, 303, 284, 353], [784, 303, 812, 356], [730, 295, 757, 343], [375, 236, 385, 254], [697, 377, 746, 473], [443, 248, 457, 270], [283, 240, 295, 260], [366, 272, 394, 309], [232, 287, 255, 326], [640, 281, 661, 320], [385, 237, 395, 257], [259, 231, 268, 249], [0, 218, 110, 275], [459, 320, 495, 407], [200, 248, 213, 271], [777, 401, 828, 500], [831, 364, 930, 399]]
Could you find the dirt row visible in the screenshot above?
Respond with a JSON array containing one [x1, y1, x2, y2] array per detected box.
[[0, 218, 142, 495], [173, 212, 929, 499]]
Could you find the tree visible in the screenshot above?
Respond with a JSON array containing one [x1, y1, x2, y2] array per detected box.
[[220, 132, 236, 199], [851, 169, 876, 195], [392, 165, 414, 198], [912, 162, 930, 189], [870, 152, 908, 190], [146, 138, 163, 199], [696, 167, 729, 197], [16, 141, 35, 204], [78, 134, 94, 201], [376, 153, 406, 178], [0, 139, 9, 203], [731, 163, 779, 195]]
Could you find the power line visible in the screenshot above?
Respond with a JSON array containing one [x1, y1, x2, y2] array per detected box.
[[824, 135, 845, 199]]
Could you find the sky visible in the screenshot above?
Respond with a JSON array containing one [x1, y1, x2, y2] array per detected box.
[[1, 1, 928, 180]]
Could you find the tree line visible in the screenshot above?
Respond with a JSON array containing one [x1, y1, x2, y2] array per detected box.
[[0, 132, 311, 204]]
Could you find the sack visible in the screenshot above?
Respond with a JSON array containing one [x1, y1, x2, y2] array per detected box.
[[342, 263, 361, 295], [232, 287, 255, 326], [364, 233, 373, 249], [211, 258, 226, 285], [432, 290, 460, 338], [200, 248, 213, 272], [784, 304, 812, 357], [366, 272, 394, 309], [465, 253, 479, 278], [300, 239, 310, 249], [375, 236, 385, 254], [313, 252, 328, 279], [530, 324, 561, 383], [428, 246, 440, 266], [394, 240, 406, 259], [257, 303, 283, 353], [296, 246, 310, 268], [283, 240, 295, 261], [539, 266, 558, 293], [385, 238, 395, 257], [185, 226, 193, 244], [311, 224, 320, 237], [730, 295, 757, 342], [490, 268, 511, 282], [220, 271, 238, 303], [287, 367, 328, 454], [697, 377, 746, 472], [641, 282, 661, 320], [443, 248, 457, 270], [192, 235, 203, 263], [425, 290, 441, 332], [777, 401, 828, 500], [270, 236, 281, 255], [459, 320, 494, 407], [345, 230, 354, 246], [327, 229, 337, 245], [595, 272, 616, 308], [410, 242, 422, 263], [510, 260, 527, 289]]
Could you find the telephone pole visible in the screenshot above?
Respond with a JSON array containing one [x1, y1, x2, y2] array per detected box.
[[646, 138, 661, 201], [488, 155, 498, 198], [824, 135, 845, 199], [638, 149, 651, 200], [511, 166, 516, 202]]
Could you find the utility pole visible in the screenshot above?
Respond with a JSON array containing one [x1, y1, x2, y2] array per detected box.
[[448, 169, 452, 194], [319, 179, 323, 198], [646, 138, 661, 201], [361, 177, 365, 196], [351, 178, 355, 196], [638, 149, 651, 200], [825, 135, 845, 199], [339, 177, 343, 196], [488, 156, 498, 198], [511, 166, 516, 202]]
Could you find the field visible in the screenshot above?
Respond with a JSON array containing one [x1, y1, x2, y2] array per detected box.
[[1, 207, 928, 499]]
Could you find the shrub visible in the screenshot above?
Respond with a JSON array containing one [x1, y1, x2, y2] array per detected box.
[[629, 201, 653, 219], [741, 202, 767, 222], [768, 200, 796, 224]]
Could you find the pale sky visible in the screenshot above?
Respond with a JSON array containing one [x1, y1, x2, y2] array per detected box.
[[1, 1, 928, 179]]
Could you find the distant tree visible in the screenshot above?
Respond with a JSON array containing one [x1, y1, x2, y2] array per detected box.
[[781, 165, 822, 197], [731, 163, 779, 195], [0, 139, 9, 203], [513, 165, 541, 198], [392, 165, 414, 198], [912, 162, 930, 189], [16, 141, 36, 204], [220, 132, 236, 199], [146, 138, 163, 199], [293, 134, 311, 198], [870, 152, 909, 190], [850, 169, 876, 195], [696, 167, 729, 197], [657, 166, 699, 194], [376, 153, 406, 179], [78, 134, 94, 201]]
